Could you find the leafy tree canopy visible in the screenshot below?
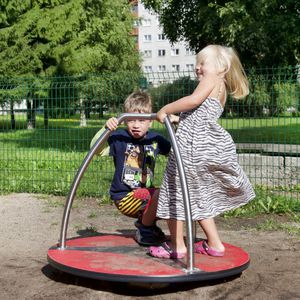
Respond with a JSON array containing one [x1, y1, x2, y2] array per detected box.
[[142, 0, 300, 67], [0, 0, 140, 76]]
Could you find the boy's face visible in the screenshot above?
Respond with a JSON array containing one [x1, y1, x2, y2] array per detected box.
[[125, 111, 152, 139]]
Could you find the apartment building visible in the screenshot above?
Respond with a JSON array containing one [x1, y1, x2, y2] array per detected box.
[[132, 1, 196, 86]]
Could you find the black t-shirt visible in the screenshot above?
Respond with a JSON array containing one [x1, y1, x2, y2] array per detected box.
[[107, 129, 171, 201]]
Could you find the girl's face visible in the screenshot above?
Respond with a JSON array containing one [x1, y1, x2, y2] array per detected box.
[[195, 55, 219, 80]]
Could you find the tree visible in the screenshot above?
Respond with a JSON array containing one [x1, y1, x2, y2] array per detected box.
[[149, 77, 198, 111], [142, 0, 300, 67], [0, 0, 140, 76], [0, 0, 141, 127]]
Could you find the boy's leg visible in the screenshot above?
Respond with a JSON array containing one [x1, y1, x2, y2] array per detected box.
[[133, 188, 165, 246], [141, 188, 159, 226], [134, 188, 165, 239], [115, 188, 165, 246]]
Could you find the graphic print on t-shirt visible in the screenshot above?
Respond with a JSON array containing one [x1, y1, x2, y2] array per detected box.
[[122, 142, 157, 189]]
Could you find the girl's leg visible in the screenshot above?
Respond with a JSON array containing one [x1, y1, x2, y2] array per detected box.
[[167, 219, 186, 253], [198, 218, 225, 252]]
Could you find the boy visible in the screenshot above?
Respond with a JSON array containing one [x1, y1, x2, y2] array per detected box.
[[91, 91, 177, 246]]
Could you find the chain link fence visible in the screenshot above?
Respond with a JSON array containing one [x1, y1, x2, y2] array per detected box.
[[0, 67, 299, 201]]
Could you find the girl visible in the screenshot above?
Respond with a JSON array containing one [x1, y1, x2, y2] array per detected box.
[[149, 45, 255, 259]]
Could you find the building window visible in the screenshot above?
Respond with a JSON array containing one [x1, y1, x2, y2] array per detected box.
[[171, 48, 179, 56], [143, 50, 152, 58], [158, 49, 166, 56], [142, 18, 151, 26], [172, 65, 180, 72], [143, 34, 152, 42], [186, 64, 194, 71], [158, 80, 167, 85], [158, 65, 166, 72], [144, 66, 153, 72], [133, 19, 141, 27], [185, 48, 195, 55], [131, 4, 138, 13], [158, 34, 166, 41]]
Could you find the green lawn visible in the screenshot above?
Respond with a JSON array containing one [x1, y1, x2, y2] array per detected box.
[[0, 115, 299, 199], [1, 115, 300, 145], [0, 115, 168, 196], [219, 117, 300, 144], [153, 116, 300, 144]]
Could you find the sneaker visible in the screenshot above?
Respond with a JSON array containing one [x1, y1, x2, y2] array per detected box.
[[134, 220, 166, 246], [134, 220, 165, 240]]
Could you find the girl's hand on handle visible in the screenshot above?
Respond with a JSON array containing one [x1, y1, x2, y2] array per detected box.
[[105, 117, 119, 131], [156, 109, 168, 124], [169, 114, 179, 124]]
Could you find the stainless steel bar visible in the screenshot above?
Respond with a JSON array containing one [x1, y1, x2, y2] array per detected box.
[[164, 116, 195, 273], [58, 112, 195, 274], [58, 113, 156, 248]]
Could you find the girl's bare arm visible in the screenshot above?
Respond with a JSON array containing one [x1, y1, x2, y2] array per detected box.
[[157, 74, 217, 123]]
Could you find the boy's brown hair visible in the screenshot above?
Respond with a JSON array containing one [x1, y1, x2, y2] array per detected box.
[[124, 91, 152, 113]]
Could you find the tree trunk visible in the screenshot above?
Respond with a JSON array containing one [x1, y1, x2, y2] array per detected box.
[[44, 99, 48, 128], [80, 98, 87, 127], [10, 102, 15, 130], [26, 99, 36, 129], [98, 103, 104, 118]]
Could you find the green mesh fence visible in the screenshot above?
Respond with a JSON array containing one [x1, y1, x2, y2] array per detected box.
[[0, 67, 299, 203]]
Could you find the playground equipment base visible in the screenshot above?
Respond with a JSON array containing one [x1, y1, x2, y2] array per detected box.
[[47, 234, 250, 284]]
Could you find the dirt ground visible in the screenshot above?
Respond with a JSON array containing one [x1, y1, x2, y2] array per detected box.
[[0, 193, 299, 300]]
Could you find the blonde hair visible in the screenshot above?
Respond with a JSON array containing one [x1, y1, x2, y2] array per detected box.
[[196, 45, 249, 99], [124, 91, 152, 113]]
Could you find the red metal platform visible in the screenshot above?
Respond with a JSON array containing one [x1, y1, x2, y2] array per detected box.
[[48, 234, 250, 283]]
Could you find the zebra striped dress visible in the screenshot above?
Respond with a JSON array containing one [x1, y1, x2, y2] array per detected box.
[[157, 97, 255, 221]]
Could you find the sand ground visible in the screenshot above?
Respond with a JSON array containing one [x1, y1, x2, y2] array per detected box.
[[0, 193, 299, 300]]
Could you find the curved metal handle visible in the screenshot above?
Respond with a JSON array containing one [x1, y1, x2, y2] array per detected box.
[[58, 113, 195, 273], [117, 113, 157, 123], [59, 113, 157, 248]]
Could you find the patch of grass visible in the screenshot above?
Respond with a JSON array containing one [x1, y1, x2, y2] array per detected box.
[[225, 186, 300, 218], [155, 117, 300, 144], [0, 142, 114, 196], [273, 184, 300, 192], [0, 115, 299, 212], [44, 198, 66, 208], [0, 137, 166, 197], [88, 211, 97, 218], [73, 223, 83, 231], [219, 117, 300, 144], [38, 194, 52, 200], [85, 225, 97, 232], [256, 218, 300, 236], [224, 186, 300, 235]]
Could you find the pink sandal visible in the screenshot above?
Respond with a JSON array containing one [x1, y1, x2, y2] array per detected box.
[[149, 242, 186, 259], [194, 240, 225, 257]]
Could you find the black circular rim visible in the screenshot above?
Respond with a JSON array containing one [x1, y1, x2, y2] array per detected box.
[[47, 254, 250, 283]]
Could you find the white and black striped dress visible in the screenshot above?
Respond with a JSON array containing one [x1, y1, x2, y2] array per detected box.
[[157, 97, 255, 221]]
